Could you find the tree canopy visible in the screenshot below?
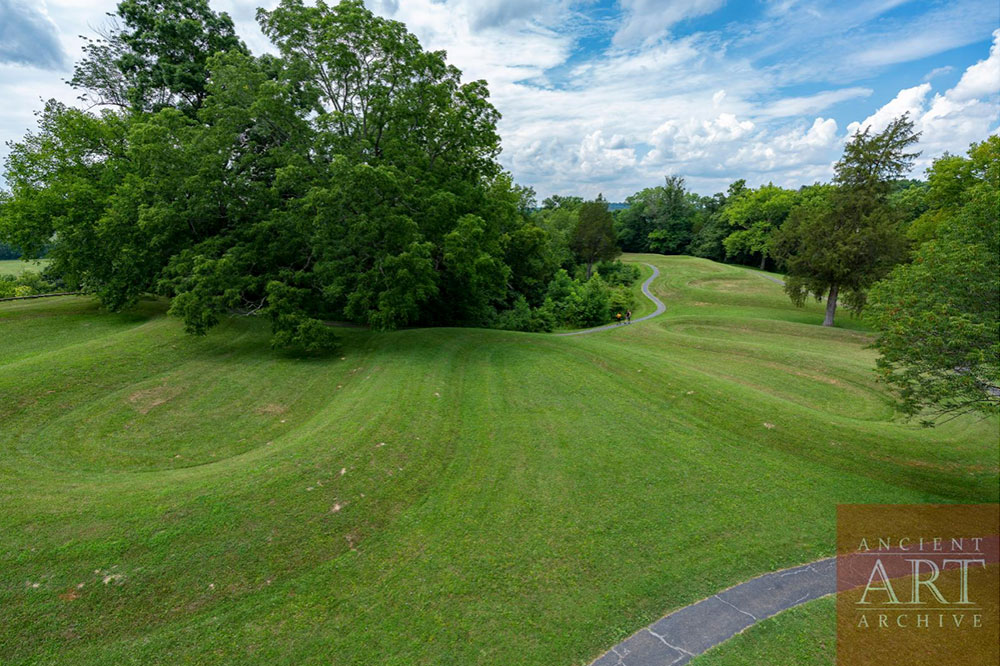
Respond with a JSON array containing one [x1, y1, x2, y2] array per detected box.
[[772, 115, 919, 326], [2, 0, 616, 349], [615, 176, 695, 254], [867, 136, 999, 423], [571, 200, 619, 278], [722, 183, 796, 270]]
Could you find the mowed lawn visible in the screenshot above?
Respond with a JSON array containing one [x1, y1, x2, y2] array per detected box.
[[0, 259, 49, 277], [1, 254, 996, 665]]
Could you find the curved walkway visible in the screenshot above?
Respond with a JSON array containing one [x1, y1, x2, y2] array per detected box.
[[747, 269, 786, 286], [589, 558, 835, 665], [556, 263, 666, 337]]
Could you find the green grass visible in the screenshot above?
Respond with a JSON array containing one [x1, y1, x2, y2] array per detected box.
[[0, 258, 49, 276], [1, 254, 996, 665], [690, 596, 835, 666]]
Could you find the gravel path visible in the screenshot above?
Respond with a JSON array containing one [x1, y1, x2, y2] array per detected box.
[[556, 263, 666, 337], [589, 558, 836, 665]]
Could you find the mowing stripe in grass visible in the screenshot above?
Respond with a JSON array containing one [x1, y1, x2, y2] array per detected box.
[[589, 558, 835, 665]]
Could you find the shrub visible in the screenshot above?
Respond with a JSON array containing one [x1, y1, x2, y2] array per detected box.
[[596, 260, 640, 287]]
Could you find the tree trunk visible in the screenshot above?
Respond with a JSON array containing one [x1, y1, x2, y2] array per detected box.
[[759, 254, 767, 270], [586, 259, 594, 279], [823, 284, 839, 326]]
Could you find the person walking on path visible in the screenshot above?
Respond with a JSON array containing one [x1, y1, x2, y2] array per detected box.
[[625, 309, 632, 325], [615, 312, 623, 326]]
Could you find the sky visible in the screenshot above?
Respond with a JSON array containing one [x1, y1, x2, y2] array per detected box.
[[0, 0, 998, 200]]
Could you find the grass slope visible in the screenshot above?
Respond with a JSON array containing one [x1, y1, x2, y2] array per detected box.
[[1, 254, 996, 665]]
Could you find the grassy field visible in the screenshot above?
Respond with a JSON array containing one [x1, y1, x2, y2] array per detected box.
[[1, 254, 996, 665], [0, 258, 49, 276]]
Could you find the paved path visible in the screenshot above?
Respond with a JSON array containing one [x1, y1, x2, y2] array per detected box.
[[748, 270, 785, 286], [556, 264, 666, 337], [577, 265, 833, 664], [589, 558, 835, 666]]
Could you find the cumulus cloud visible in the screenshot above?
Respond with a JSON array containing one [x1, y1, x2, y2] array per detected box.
[[948, 29, 1000, 102], [578, 130, 637, 180], [847, 30, 1000, 172], [0, 0, 68, 70], [847, 84, 932, 135]]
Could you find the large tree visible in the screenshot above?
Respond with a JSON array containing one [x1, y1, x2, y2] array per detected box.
[[570, 200, 619, 278], [773, 115, 919, 326], [867, 136, 999, 423], [70, 0, 247, 114], [616, 175, 695, 253], [689, 180, 745, 262], [1, 0, 550, 350], [722, 183, 796, 270]]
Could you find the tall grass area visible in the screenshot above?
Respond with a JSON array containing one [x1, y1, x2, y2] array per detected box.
[[1, 254, 996, 665]]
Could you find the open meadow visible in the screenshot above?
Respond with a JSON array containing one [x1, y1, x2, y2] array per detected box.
[[1, 253, 996, 665], [0, 259, 49, 277]]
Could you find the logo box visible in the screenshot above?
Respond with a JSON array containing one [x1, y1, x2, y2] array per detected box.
[[836, 504, 999, 665]]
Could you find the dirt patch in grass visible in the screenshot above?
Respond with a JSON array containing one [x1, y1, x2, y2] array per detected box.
[[688, 277, 759, 293], [127, 384, 183, 414], [793, 370, 840, 385], [256, 403, 288, 416]]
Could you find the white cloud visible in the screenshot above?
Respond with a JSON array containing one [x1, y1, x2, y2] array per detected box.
[[758, 87, 872, 119], [0, 0, 69, 69], [948, 29, 1000, 102], [847, 84, 932, 135], [922, 65, 953, 82], [578, 130, 637, 179], [846, 30, 1000, 172], [1, 0, 998, 200], [613, 0, 726, 48]]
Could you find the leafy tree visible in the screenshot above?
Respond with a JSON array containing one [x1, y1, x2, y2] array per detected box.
[[0, 102, 134, 301], [258, 0, 500, 177], [570, 200, 619, 278], [505, 223, 559, 306], [905, 140, 998, 245], [541, 195, 583, 210], [0, 242, 20, 260], [532, 204, 580, 269], [616, 175, 694, 253], [772, 116, 919, 326], [576, 273, 612, 326], [595, 260, 640, 287], [3, 0, 547, 351], [689, 181, 744, 261], [867, 137, 999, 422], [70, 0, 246, 113], [722, 183, 796, 269], [494, 294, 554, 332]]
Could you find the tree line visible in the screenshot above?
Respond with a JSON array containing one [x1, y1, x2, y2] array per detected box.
[[0, 0, 994, 421], [612, 125, 998, 421]]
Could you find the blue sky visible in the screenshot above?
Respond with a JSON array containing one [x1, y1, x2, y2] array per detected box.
[[0, 0, 998, 199]]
